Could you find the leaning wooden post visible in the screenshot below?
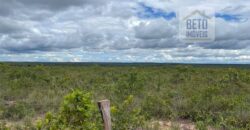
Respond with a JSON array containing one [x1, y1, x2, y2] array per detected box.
[[98, 100, 112, 130]]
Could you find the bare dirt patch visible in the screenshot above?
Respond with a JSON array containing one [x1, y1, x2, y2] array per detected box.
[[150, 120, 217, 130]]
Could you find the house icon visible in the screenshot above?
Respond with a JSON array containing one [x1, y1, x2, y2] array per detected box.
[[179, 7, 215, 42], [183, 10, 211, 20]]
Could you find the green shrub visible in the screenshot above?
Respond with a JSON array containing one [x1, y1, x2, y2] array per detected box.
[[37, 90, 102, 130], [111, 95, 145, 130], [142, 94, 171, 119]]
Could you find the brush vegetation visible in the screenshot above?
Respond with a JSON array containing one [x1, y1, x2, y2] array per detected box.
[[0, 63, 250, 129]]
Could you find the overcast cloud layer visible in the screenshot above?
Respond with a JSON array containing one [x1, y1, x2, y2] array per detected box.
[[0, 0, 250, 63]]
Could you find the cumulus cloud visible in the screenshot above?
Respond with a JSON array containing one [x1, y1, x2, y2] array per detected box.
[[0, 18, 27, 34], [135, 18, 177, 39], [0, 0, 250, 62], [15, 0, 109, 10]]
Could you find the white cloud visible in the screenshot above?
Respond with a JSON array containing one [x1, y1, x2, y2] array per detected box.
[[0, 0, 250, 63]]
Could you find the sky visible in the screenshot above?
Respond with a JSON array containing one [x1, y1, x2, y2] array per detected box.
[[0, 0, 250, 63]]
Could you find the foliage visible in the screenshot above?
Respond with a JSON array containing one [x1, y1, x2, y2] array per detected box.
[[0, 63, 250, 129], [1, 101, 34, 121], [111, 95, 145, 130], [142, 94, 171, 119], [37, 90, 102, 130], [0, 121, 10, 130]]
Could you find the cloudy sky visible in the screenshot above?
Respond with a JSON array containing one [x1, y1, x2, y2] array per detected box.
[[0, 0, 250, 63]]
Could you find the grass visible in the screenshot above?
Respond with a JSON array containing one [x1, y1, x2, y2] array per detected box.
[[0, 63, 250, 129]]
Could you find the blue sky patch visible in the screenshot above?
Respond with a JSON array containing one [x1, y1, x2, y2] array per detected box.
[[215, 13, 247, 22], [137, 3, 176, 20], [137, 3, 247, 23]]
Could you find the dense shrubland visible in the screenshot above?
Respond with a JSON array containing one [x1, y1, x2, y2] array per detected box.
[[0, 63, 250, 129]]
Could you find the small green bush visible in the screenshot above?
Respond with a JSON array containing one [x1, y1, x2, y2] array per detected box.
[[111, 95, 145, 130], [142, 94, 171, 119], [37, 90, 102, 130]]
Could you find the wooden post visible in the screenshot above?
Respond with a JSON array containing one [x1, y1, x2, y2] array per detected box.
[[98, 100, 112, 130]]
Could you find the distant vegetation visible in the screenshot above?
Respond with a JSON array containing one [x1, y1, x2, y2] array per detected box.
[[0, 63, 250, 129]]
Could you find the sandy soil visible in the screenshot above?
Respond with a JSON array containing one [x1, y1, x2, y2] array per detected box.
[[150, 120, 217, 130]]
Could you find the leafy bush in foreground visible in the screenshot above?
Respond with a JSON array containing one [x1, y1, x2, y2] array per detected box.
[[37, 91, 146, 130], [37, 90, 102, 130]]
